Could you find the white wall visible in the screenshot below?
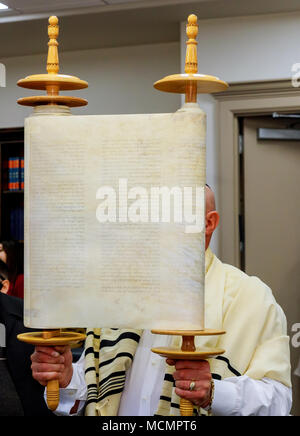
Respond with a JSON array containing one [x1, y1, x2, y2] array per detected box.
[[181, 11, 300, 254], [183, 11, 300, 83], [0, 41, 180, 127]]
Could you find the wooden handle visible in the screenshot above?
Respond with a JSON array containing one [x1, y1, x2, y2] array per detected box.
[[47, 379, 60, 411], [180, 398, 194, 416], [47, 16, 59, 75], [180, 335, 195, 415], [46, 16, 60, 97], [185, 14, 198, 103], [151, 329, 226, 417], [17, 331, 86, 412], [185, 14, 198, 75]]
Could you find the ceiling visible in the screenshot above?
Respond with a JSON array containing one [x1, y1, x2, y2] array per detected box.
[[0, 0, 210, 21], [1, 0, 300, 57], [1, 0, 300, 22]]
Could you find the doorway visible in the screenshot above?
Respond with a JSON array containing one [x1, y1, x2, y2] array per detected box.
[[239, 114, 300, 415], [216, 80, 300, 415]]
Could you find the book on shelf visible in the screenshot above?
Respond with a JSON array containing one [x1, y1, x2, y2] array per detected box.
[[6, 157, 24, 191], [20, 158, 24, 190]]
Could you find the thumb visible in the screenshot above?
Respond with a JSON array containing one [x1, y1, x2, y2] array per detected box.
[[54, 345, 70, 354]]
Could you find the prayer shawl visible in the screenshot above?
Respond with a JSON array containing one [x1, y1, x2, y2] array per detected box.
[[84, 249, 291, 416]]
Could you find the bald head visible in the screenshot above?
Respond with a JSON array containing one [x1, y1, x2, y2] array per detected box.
[[205, 185, 219, 250]]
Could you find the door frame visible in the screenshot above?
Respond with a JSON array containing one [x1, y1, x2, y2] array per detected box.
[[213, 79, 300, 268]]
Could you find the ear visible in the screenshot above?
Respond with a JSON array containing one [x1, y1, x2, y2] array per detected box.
[[0, 280, 10, 294], [205, 211, 220, 249]]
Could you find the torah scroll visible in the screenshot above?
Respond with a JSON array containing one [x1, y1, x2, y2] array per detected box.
[[24, 109, 206, 330]]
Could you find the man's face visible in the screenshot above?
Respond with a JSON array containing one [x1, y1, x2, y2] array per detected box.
[[0, 244, 6, 264], [0, 279, 9, 294]]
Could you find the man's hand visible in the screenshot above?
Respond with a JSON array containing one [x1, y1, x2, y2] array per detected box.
[[167, 359, 212, 408], [31, 345, 73, 388]]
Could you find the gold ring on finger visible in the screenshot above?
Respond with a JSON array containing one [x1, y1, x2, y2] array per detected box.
[[189, 381, 196, 391]]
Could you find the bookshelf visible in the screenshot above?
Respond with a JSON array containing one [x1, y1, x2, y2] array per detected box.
[[0, 127, 24, 242]]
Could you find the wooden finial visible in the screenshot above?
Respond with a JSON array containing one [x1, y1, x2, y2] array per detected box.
[[185, 14, 198, 75], [185, 14, 198, 102], [17, 15, 88, 108], [47, 16, 59, 75], [153, 13, 228, 97]]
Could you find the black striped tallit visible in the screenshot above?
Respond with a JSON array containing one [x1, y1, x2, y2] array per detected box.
[[84, 328, 142, 416], [84, 328, 221, 416]]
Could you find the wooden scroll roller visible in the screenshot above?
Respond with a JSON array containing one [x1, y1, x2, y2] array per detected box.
[[151, 329, 225, 416], [152, 14, 228, 416], [17, 16, 88, 108], [17, 16, 87, 411], [154, 14, 228, 100], [17, 330, 86, 411]]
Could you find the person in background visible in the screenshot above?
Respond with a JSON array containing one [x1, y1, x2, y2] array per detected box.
[[0, 259, 53, 416], [0, 240, 24, 299]]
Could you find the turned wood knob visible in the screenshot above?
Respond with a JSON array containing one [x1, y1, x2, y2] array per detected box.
[[185, 14, 198, 75], [47, 16, 59, 76], [47, 379, 60, 411]]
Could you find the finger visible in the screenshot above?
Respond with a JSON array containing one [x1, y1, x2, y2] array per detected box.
[[31, 362, 65, 373], [175, 379, 210, 391], [174, 360, 209, 370], [34, 346, 61, 358], [166, 359, 176, 366], [31, 351, 65, 364], [32, 371, 60, 383], [175, 387, 209, 405], [54, 346, 70, 354], [173, 369, 211, 381]]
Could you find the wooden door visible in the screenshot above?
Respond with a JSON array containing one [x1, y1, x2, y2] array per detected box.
[[243, 116, 300, 415]]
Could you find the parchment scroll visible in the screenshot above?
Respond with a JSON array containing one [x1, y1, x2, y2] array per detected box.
[[24, 110, 206, 329]]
